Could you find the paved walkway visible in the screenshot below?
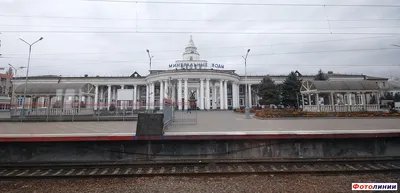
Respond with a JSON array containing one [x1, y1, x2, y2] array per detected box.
[[0, 111, 399, 137]]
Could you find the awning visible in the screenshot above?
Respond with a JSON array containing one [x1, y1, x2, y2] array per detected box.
[[301, 80, 380, 93], [14, 83, 95, 96]]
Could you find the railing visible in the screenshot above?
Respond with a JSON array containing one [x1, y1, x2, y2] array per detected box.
[[303, 104, 380, 112], [11, 108, 95, 116]]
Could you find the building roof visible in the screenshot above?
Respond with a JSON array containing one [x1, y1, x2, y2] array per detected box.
[[14, 83, 95, 95], [301, 80, 380, 93]]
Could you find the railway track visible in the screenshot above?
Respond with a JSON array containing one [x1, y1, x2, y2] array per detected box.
[[1, 158, 400, 178]]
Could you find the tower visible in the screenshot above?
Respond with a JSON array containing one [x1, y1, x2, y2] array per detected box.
[[182, 35, 200, 61]]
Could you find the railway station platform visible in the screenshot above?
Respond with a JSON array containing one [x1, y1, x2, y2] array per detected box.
[[0, 111, 399, 142]]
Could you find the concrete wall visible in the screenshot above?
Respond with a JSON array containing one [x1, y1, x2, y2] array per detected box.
[[1, 138, 399, 163]]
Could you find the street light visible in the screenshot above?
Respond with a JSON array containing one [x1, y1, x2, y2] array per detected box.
[[19, 37, 43, 121], [8, 63, 26, 106], [146, 49, 154, 71], [242, 49, 251, 119]]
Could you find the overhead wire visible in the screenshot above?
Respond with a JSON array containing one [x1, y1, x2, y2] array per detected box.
[[1, 14, 400, 23], [3, 47, 400, 67], [82, 0, 400, 8]]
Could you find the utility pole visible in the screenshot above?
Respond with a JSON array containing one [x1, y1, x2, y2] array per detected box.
[[19, 37, 44, 121], [242, 49, 251, 119]]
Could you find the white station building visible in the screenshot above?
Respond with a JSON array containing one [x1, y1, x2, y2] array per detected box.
[[10, 36, 389, 115]]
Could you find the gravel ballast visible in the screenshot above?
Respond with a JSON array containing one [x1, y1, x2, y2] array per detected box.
[[1, 173, 399, 193]]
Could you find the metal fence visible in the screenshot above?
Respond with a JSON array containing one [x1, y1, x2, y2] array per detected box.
[[163, 100, 175, 128], [5, 105, 140, 122]]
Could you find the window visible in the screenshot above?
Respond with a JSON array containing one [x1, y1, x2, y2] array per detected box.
[[239, 86, 244, 93], [383, 82, 386, 87], [239, 98, 244, 106], [228, 98, 232, 106], [356, 95, 362, 105]]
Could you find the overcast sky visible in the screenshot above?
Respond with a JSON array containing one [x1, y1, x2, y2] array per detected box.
[[0, 0, 400, 78]]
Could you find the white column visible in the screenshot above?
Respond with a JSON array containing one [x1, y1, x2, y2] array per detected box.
[[200, 79, 204, 110], [107, 85, 111, 110], [94, 85, 99, 110], [172, 83, 176, 106], [120, 85, 124, 109], [196, 87, 200, 108], [184, 79, 188, 110], [164, 80, 169, 98], [133, 85, 137, 110], [178, 79, 182, 110], [99, 86, 104, 109], [151, 83, 155, 109], [213, 82, 217, 110], [146, 84, 149, 110], [219, 80, 224, 110], [159, 81, 164, 110], [205, 78, 210, 110], [224, 80, 228, 109], [232, 83, 237, 109], [316, 93, 320, 112], [248, 84, 252, 108]]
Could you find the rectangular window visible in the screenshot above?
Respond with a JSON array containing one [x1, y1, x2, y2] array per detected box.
[[239, 98, 244, 106], [228, 98, 232, 106], [239, 86, 244, 93]]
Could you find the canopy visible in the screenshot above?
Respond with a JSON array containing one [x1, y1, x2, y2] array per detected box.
[[14, 83, 95, 96], [300, 80, 380, 93]]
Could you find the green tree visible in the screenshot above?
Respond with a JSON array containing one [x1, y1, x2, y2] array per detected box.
[[394, 93, 400, 102], [255, 76, 280, 105], [314, 69, 328, 80], [281, 71, 302, 108]]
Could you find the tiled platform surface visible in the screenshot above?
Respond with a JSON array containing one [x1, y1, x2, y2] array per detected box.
[[0, 111, 399, 141]]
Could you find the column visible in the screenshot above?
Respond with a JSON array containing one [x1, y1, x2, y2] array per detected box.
[[376, 92, 380, 110], [213, 82, 217, 110], [224, 80, 228, 109], [159, 81, 164, 110], [248, 84, 252, 108], [196, 87, 200, 108], [146, 84, 149, 110], [94, 85, 99, 110], [205, 78, 210, 110], [200, 79, 204, 110], [107, 85, 112, 110], [172, 84, 176, 106], [133, 85, 137, 110], [99, 86, 104, 109], [308, 94, 312, 105], [219, 80, 224, 110], [164, 80, 169, 98], [184, 79, 188, 110], [151, 83, 155, 109], [120, 85, 125, 109], [301, 94, 305, 107], [178, 79, 182, 110], [316, 93, 320, 112], [232, 83, 237, 109]]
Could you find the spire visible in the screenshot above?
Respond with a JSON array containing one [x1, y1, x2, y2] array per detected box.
[[187, 35, 195, 48]]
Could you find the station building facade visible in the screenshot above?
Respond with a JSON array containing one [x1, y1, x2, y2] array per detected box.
[[11, 37, 389, 113]]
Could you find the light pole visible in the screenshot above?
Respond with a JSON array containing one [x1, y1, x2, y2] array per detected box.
[[8, 63, 26, 107], [242, 49, 251, 119], [19, 37, 43, 120], [146, 49, 154, 71]]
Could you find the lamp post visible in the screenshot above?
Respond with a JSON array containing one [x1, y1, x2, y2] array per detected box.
[[242, 49, 251, 119], [8, 63, 26, 107], [146, 49, 154, 71], [19, 37, 43, 121]]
